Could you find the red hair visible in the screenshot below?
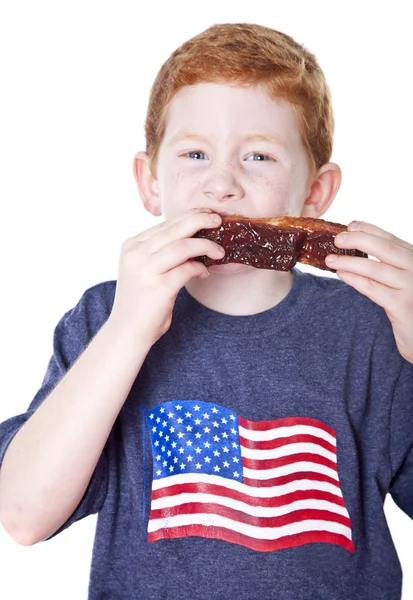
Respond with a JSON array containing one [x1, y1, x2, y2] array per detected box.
[[145, 23, 334, 182]]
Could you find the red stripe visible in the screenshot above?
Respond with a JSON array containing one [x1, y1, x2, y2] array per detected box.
[[243, 470, 340, 489], [149, 502, 351, 529], [152, 481, 345, 508], [240, 433, 336, 455], [242, 451, 337, 472], [238, 416, 336, 438], [148, 524, 354, 553]]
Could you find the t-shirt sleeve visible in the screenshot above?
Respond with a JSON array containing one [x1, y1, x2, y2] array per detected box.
[[0, 283, 115, 538], [389, 360, 413, 518]]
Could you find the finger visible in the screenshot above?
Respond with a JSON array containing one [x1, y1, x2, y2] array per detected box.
[[334, 230, 413, 269], [133, 208, 215, 243], [146, 211, 222, 254], [163, 260, 211, 290], [334, 270, 394, 310], [347, 221, 413, 252], [325, 254, 405, 289], [152, 238, 225, 274]]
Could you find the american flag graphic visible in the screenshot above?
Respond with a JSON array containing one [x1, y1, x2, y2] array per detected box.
[[147, 400, 354, 553]]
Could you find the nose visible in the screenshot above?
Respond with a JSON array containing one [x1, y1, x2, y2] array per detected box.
[[201, 164, 245, 203]]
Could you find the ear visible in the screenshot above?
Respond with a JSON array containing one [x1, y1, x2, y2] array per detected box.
[[300, 162, 342, 219], [132, 151, 162, 217]]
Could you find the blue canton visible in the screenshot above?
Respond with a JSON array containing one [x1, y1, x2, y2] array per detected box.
[[147, 400, 243, 482]]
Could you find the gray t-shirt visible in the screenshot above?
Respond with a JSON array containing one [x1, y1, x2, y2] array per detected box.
[[1, 269, 413, 599]]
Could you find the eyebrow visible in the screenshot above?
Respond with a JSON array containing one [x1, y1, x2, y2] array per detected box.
[[168, 131, 287, 148]]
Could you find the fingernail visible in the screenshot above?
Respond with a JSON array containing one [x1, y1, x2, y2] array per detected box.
[[211, 214, 222, 223], [335, 233, 347, 243], [325, 254, 337, 263], [199, 207, 213, 213], [348, 221, 360, 231]]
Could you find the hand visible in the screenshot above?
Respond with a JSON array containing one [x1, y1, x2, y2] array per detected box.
[[325, 221, 413, 363], [109, 209, 224, 345]]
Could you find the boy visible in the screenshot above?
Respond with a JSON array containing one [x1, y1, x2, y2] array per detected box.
[[1, 22, 413, 600]]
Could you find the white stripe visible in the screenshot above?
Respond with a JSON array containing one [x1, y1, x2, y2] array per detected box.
[[151, 473, 343, 498], [240, 424, 336, 446], [148, 513, 352, 541], [241, 442, 336, 463], [151, 493, 350, 518], [243, 461, 339, 482]]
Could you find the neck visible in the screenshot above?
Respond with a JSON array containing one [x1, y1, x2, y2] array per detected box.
[[185, 266, 293, 316]]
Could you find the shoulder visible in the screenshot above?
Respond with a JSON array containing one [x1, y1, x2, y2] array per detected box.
[[296, 268, 392, 335], [57, 280, 117, 339]]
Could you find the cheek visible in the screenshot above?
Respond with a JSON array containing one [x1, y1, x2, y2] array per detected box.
[[159, 170, 201, 218]]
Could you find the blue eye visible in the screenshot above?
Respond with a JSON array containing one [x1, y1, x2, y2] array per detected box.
[[186, 151, 208, 160], [246, 153, 271, 161]]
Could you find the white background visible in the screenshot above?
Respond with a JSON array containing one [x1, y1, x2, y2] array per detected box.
[[0, 1, 412, 598]]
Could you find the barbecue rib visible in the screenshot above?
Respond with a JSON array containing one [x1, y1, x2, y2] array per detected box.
[[194, 215, 367, 271]]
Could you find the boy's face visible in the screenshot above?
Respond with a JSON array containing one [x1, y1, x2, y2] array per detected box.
[[153, 82, 313, 220]]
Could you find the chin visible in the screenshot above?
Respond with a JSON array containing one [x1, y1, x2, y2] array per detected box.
[[207, 262, 256, 275]]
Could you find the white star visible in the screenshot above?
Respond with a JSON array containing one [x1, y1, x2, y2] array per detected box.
[[161, 446, 166, 452], [186, 425, 193, 432], [194, 405, 201, 411], [222, 446, 229, 453], [212, 421, 219, 428], [223, 461, 230, 467], [149, 413, 154, 420], [169, 465, 174, 472], [175, 404, 182, 410], [222, 432, 229, 439], [180, 462, 186, 470], [185, 412, 192, 418], [230, 414, 236, 420], [186, 439, 193, 446], [231, 428, 237, 435], [177, 417, 183, 424], [152, 426, 157, 433], [179, 447, 185, 454], [156, 454, 161, 461], [177, 432, 184, 438], [158, 431, 163, 437], [195, 462, 202, 469], [156, 417, 161, 423], [213, 435, 220, 442], [194, 418, 201, 425], [173, 457, 178, 463], [156, 469, 161, 475], [187, 455, 193, 462], [204, 427, 211, 433], [170, 426, 175, 433], [154, 440, 159, 447], [163, 460, 167, 467], [195, 432, 202, 439], [233, 457, 239, 463], [213, 450, 220, 457], [212, 407, 219, 414], [167, 450, 171, 457], [214, 465, 221, 472], [160, 407, 165, 413], [232, 442, 238, 448], [204, 441, 211, 448], [162, 421, 167, 427], [168, 412, 174, 418], [221, 418, 228, 424], [165, 435, 170, 441], [195, 447, 202, 454], [204, 456, 211, 463], [203, 413, 210, 419], [171, 441, 177, 448], [233, 471, 240, 478]]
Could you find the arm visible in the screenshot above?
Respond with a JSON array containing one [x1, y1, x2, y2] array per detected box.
[[0, 319, 152, 546], [0, 208, 223, 546]]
